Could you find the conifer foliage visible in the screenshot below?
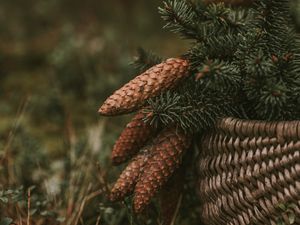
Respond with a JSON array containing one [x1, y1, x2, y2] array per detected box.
[[99, 0, 300, 219], [240, 0, 300, 120], [203, 0, 253, 6]]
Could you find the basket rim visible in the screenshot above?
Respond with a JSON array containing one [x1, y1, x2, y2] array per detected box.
[[216, 117, 300, 141]]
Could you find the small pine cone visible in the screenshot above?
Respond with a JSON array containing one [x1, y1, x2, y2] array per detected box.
[[133, 127, 191, 213], [111, 110, 156, 165], [109, 148, 152, 202], [98, 58, 189, 116]]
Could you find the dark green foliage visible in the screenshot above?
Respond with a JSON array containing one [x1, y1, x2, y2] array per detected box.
[[159, 0, 200, 40], [145, 84, 240, 132], [131, 48, 162, 73], [195, 60, 241, 92], [239, 0, 300, 120], [145, 0, 300, 133], [151, 1, 248, 132]]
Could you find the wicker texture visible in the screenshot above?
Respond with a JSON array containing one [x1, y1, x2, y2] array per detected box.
[[197, 117, 300, 225]]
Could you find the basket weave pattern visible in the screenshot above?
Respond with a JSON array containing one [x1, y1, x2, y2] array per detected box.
[[197, 117, 300, 225]]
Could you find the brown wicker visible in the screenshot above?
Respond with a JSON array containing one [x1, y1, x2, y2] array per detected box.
[[197, 117, 300, 225]]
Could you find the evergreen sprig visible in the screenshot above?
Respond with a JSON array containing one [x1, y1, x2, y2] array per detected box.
[[131, 48, 162, 73], [239, 0, 300, 120], [195, 60, 241, 92], [145, 82, 240, 132], [139, 0, 300, 133], [159, 0, 200, 39]]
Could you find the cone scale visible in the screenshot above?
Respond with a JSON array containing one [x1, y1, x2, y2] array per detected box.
[[111, 110, 157, 165], [109, 148, 152, 202], [133, 127, 191, 213]]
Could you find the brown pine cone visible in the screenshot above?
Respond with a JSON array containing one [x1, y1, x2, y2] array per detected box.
[[109, 148, 152, 202], [111, 110, 157, 165], [203, 0, 253, 6], [98, 58, 189, 116], [133, 127, 191, 213]]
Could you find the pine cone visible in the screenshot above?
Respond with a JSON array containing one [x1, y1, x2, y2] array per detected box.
[[98, 58, 189, 116], [133, 127, 191, 213], [109, 148, 152, 202], [111, 110, 157, 165]]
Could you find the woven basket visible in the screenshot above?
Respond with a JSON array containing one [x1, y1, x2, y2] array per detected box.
[[197, 117, 300, 225]]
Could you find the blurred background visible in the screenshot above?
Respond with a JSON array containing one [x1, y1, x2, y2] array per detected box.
[[1, 0, 300, 224], [0, 0, 191, 224]]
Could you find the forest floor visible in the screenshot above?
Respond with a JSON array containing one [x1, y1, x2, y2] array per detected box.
[[0, 1, 193, 224]]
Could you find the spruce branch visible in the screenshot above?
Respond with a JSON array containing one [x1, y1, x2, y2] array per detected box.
[[131, 48, 162, 73], [252, 0, 296, 54], [204, 3, 250, 33], [195, 60, 241, 92], [205, 3, 235, 28], [188, 33, 243, 68], [239, 0, 300, 120], [244, 80, 296, 120], [159, 0, 200, 40], [145, 88, 240, 132]]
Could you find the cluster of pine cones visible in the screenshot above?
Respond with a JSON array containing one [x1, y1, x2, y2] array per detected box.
[[98, 58, 192, 213]]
